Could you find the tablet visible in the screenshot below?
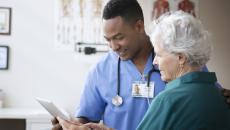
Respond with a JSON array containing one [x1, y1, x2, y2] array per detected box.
[[36, 97, 70, 120]]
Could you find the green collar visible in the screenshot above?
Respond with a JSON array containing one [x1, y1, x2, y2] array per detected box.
[[165, 72, 217, 90]]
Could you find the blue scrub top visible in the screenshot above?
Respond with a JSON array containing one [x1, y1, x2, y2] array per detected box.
[[75, 51, 166, 130]]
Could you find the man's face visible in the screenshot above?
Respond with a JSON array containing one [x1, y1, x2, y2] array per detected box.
[[103, 16, 143, 61]]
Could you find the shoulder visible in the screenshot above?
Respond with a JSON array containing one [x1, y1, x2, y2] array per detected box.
[[98, 51, 118, 66], [154, 84, 188, 105], [88, 51, 118, 76]]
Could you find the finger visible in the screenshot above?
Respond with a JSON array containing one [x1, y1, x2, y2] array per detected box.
[[227, 98, 230, 103], [226, 89, 230, 95], [85, 123, 109, 130], [84, 123, 98, 128], [224, 91, 230, 97], [69, 125, 91, 130], [51, 124, 62, 130], [57, 117, 70, 130], [51, 117, 59, 125], [221, 88, 225, 93], [221, 88, 229, 96], [69, 117, 82, 125]]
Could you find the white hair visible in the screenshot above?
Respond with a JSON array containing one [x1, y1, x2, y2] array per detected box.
[[150, 11, 212, 67]]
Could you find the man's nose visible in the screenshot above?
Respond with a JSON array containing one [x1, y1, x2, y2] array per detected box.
[[110, 40, 120, 51]]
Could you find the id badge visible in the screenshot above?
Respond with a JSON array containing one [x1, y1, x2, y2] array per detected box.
[[132, 81, 154, 98]]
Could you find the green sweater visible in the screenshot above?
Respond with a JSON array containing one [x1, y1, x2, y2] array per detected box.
[[137, 72, 230, 130]]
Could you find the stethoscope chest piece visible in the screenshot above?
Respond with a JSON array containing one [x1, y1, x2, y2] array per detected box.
[[112, 95, 123, 107]]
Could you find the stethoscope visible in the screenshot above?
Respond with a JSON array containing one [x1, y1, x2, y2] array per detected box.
[[112, 49, 160, 107]]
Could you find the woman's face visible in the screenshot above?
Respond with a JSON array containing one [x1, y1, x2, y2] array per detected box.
[[153, 39, 180, 82]]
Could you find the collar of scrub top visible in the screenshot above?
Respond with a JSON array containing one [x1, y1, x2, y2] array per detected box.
[[113, 48, 160, 107]]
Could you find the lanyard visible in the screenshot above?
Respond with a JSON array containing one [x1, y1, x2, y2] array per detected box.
[[112, 49, 160, 107]]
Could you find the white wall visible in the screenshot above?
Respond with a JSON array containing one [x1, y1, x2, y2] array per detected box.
[[0, 0, 103, 113], [0, 0, 230, 114], [199, 0, 230, 90]]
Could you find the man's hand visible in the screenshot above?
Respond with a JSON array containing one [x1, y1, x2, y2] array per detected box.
[[51, 117, 63, 130], [57, 117, 90, 130], [51, 117, 84, 130], [222, 88, 230, 106]]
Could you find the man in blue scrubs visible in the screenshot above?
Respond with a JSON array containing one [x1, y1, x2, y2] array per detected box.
[[52, 0, 230, 130], [53, 1, 164, 130], [74, 1, 165, 129]]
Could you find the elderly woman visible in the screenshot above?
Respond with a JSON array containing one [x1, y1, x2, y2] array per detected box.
[[136, 11, 230, 130]]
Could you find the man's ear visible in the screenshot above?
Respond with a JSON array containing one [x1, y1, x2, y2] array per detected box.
[[178, 53, 187, 65], [134, 19, 145, 33]]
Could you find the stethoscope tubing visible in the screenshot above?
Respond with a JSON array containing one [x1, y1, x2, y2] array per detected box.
[[116, 49, 160, 97], [117, 58, 121, 96]]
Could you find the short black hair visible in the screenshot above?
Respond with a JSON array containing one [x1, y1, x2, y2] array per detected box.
[[103, 0, 144, 24]]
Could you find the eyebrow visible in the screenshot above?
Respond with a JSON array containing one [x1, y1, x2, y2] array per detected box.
[[104, 33, 123, 41]]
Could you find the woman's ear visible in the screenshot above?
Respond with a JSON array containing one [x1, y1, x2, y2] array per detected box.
[[178, 53, 187, 66]]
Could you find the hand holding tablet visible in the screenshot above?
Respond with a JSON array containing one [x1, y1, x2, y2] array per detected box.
[[36, 97, 70, 120]]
